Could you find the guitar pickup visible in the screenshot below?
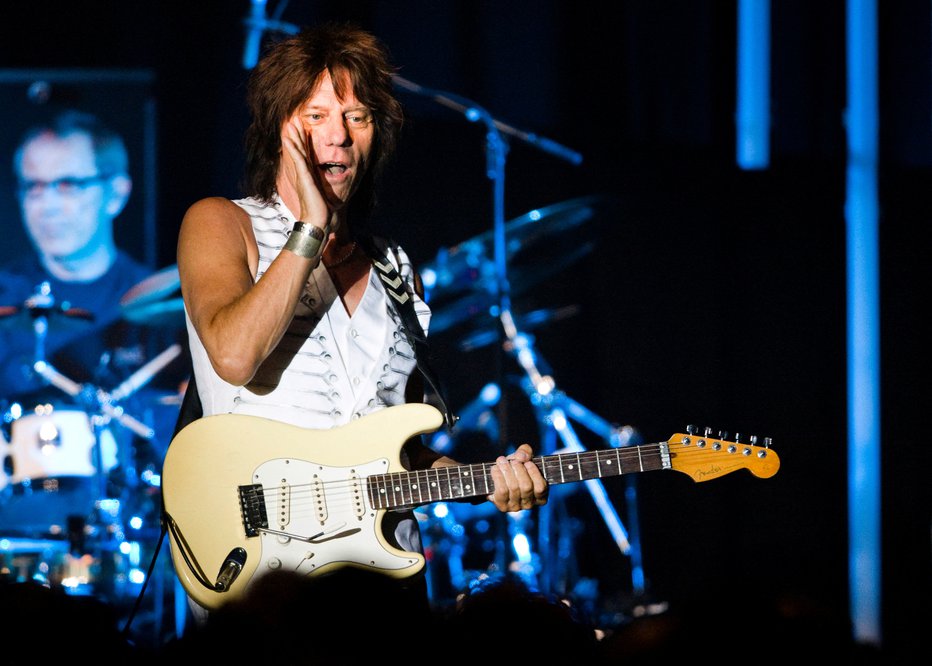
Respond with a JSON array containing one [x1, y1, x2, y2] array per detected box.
[[348, 471, 365, 520], [311, 476, 327, 523], [239, 484, 268, 538], [276, 480, 291, 529]]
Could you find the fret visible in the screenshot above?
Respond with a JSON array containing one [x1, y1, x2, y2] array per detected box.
[[578, 451, 598, 480], [481, 463, 493, 496], [614, 448, 625, 476], [405, 470, 420, 504], [441, 466, 453, 500], [389, 472, 403, 508], [461, 465, 474, 497], [419, 468, 432, 503], [427, 467, 440, 501], [569, 451, 582, 481], [398, 471, 411, 506], [450, 467, 465, 498], [368, 474, 384, 510]]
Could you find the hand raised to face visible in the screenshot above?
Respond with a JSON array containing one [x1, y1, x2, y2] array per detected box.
[[280, 115, 332, 232]]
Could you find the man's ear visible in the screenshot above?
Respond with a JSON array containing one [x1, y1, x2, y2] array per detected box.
[[105, 174, 132, 217]]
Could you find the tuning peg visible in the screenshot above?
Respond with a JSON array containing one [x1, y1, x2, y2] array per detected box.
[[750, 435, 758, 445], [734, 432, 742, 443], [703, 426, 713, 438], [718, 430, 729, 441], [763, 436, 773, 449], [686, 424, 697, 435]]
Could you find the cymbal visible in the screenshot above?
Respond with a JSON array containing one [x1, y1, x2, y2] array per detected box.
[[120, 264, 180, 309], [122, 297, 185, 328], [420, 195, 604, 302], [0, 295, 95, 334], [427, 240, 595, 336], [456, 304, 582, 352], [120, 265, 184, 328]]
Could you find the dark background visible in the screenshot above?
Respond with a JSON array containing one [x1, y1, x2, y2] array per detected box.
[[1, 0, 928, 658]]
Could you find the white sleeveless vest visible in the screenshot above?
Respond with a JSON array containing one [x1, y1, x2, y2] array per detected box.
[[185, 195, 432, 429]]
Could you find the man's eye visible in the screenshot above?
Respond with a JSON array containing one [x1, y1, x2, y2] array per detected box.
[[347, 114, 371, 125], [56, 178, 82, 193]]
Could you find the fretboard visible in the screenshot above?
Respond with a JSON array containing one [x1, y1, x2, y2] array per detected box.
[[366, 442, 671, 510]]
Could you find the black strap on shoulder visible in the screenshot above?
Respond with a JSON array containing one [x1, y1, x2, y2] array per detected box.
[[360, 236, 457, 431], [171, 371, 202, 439]]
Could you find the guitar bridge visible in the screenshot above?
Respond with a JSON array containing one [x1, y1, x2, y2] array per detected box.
[[239, 484, 268, 537]]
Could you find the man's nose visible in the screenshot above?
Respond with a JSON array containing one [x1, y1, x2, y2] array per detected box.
[[322, 116, 350, 146]]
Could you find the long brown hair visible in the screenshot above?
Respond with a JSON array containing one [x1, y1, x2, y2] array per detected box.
[[242, 21, 404, 215]]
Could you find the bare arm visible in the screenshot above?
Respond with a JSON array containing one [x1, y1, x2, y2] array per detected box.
[[177, 197, 319, 385]]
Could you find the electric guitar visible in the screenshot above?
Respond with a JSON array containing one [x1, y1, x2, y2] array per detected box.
[[162, 402, 780, 610]]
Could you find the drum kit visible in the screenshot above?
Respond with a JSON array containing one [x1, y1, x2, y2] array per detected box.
[[0, 268, 185, 613]]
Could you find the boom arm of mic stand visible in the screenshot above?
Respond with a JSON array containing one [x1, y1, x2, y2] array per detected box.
[[392, 75, 583, 166]]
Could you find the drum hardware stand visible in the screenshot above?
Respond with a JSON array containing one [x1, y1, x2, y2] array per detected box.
[[501, 312, 647, 598], [33, 344, 181, 530]]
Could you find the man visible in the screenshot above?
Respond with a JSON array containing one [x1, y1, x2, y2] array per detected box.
[[173, 21, 549, 618]]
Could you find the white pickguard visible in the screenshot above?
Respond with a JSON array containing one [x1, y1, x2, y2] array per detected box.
[[247, 456, 421, 591]]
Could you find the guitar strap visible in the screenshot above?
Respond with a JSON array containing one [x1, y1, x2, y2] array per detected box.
[[360, 235, 458, 431], [171, 370, 202, 439]]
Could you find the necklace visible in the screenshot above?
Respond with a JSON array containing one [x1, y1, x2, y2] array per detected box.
[[323, 241, 358, 269]]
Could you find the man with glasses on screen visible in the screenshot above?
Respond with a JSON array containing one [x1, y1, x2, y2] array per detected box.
[[0, 109, 153, 399]]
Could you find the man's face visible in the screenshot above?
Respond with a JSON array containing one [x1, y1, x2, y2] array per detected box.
[[16, 131, 123, 264], [292, 69, 375, 208]]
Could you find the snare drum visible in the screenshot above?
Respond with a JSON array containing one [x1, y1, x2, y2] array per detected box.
[[4, 404, 117, 484]]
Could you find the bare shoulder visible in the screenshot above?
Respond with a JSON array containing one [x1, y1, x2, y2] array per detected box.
[[181, 196, 249, 232], [177, 197, 256, 272]]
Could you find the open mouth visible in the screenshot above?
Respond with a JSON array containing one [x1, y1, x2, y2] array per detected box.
[[319, 162, 348, 175]]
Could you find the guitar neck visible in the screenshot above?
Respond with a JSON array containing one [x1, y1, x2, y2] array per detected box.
[[367, 443, 669, 511]]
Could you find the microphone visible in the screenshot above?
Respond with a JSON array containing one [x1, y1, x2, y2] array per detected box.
[[242, 0, 267, 70], [214, 547, 248, 592]]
